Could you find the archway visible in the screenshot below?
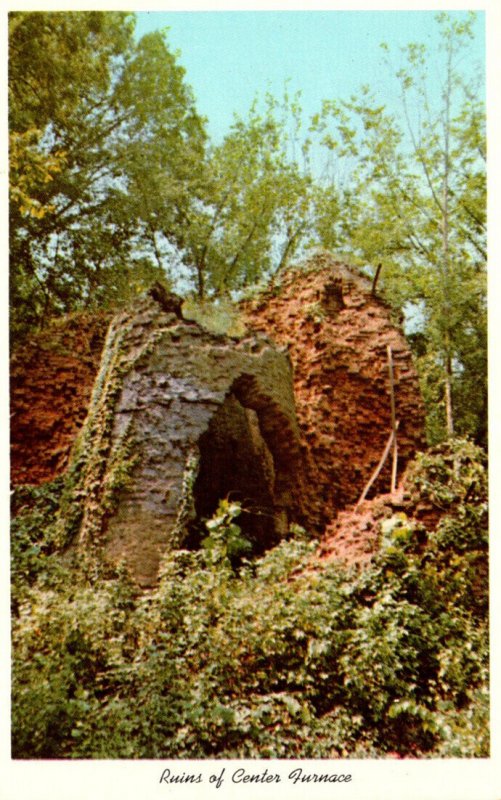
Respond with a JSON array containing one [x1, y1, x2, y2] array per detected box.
[[188, 374, 302, 555]]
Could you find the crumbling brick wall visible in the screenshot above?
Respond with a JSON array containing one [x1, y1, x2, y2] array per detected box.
[[10, 253, 426, 585], [243, 253, 426, 530], [10, 313, 110, 486]]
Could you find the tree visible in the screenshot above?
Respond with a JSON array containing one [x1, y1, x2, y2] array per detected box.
[[312, 12, 486, 444], [182, 106, 281, 299], [10, 17, 341, 324], [182, 92, 320, 299], [9, 12, 207, 336]]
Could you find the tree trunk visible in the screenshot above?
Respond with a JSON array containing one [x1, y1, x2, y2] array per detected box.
[[444, 345, 454, 439], [196, 260, 205, 301]]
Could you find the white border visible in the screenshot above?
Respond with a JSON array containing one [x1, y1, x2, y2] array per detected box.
[[2, 4, 499, 799]]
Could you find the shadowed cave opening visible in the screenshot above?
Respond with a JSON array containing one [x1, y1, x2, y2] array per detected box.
[[186, 390, 289, 557]]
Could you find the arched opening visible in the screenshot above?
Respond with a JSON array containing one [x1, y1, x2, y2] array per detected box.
[[187, 374, 301, 556]]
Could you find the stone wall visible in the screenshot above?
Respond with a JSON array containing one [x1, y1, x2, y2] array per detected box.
[[243, 253, 426, 530], [11, 253, 427, 587], [61, 296, 302, 586], [10, 313, 110, 485]]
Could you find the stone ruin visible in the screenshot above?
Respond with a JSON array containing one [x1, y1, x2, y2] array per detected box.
[[60, 297, 303, 587], [11, 253, 426, 587], [243, 254, 426, 530]]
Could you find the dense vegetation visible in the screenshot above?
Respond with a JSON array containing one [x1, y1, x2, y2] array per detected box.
[[9, 11, 485, 444], [9, 11, 488, 760], [11, 441, 488, 758]]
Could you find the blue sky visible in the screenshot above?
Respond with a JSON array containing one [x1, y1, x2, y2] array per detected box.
[[134, 10, 485, 143]]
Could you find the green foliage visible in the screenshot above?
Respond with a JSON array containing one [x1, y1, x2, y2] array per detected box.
[[303, 301, 326, 324], [9, 12, 206, 336], [11, 479, 67, 614], [201, 499, 252, 567], [312, 12, 486, 445], [11, 442, 488, 759], [9, 12, 486, 444], [183, 90, 322, 299], [12, 560, 138, 758], [407, 438, 487, 509]]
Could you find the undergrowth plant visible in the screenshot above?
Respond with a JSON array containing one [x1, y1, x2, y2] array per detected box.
[[11, 440, 488, 758]]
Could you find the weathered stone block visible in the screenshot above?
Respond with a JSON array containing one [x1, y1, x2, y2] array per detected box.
[[64, 296, 302, 586]]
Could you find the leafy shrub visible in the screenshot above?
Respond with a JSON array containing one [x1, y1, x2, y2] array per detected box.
[[11, 478, 66, 615], [406, 438, 487, 509], [201, 499, 252, 567], [11, 441, 488, 758]]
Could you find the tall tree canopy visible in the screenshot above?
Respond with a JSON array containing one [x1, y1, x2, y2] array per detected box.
[[9, 11, 486, 445], [9, 11, 207, 334], [183, 92, 319, 299], [312, 12, 486, 444]]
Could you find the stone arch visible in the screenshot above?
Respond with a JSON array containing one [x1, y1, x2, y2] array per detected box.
[[189, 373, 302, 554]]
